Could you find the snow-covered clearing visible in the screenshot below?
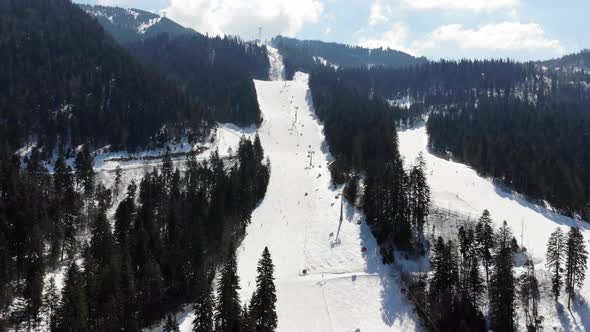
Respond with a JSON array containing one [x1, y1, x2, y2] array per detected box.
[[399, 123, 590, 331]]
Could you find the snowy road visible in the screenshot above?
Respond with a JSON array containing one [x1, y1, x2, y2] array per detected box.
[[235, 70, 422, 331]]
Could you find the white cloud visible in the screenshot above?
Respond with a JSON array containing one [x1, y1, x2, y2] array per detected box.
[[358, 21, 564, 59], [402, 0, 518, 13], [161, 0, 324, 39], [414, 22, 564, 54], [368, 1, 392, 26], [358, 22, 416, 55], [324, 27, 332, 35]]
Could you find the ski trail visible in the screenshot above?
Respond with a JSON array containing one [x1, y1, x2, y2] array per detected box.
[[236, 57, 422, 329]]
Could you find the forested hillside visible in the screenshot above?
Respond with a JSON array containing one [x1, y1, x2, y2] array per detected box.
[[541, 49, 590, 72], [427, 85, 590, 218], [126, 33, 269, 126], [0, 0, 212, 153], [273, 36, 427, 79], [82, 4, 270, 126], [320, 59, 590, 219]]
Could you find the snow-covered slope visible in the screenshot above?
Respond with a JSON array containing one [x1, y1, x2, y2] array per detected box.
[[399, 124, 590, 331], [233, 50, 421, 330]]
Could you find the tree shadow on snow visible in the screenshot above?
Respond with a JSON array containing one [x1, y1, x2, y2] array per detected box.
[[570, 296, 590, 331], [356, 217, 421, 328]]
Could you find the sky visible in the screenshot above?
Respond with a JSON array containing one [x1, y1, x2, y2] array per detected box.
[[77, 0, 588, 61]]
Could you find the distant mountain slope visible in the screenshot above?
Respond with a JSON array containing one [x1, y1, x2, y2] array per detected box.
[[0, 0, 211, 152], [79, 4, 196, 43], [540, 49, 590, 72], [272, 36, 427, 79], [80, 4, 269, 126]]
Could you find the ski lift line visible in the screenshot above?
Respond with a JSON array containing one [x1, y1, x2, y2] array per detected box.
[[381, 250, 441, 332]]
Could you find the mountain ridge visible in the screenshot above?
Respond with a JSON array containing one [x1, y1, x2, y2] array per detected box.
[[79, 4, 198, 43]]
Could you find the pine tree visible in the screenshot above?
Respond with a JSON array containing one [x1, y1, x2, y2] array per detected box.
[[520, 258, 542, 331], [163, 314, 180, 332], [192, 277, 214, 332], [467, 256, 485, 309], [22, 226, 45, 330], [74, 144, 95, 195], [42, 276, 59, 330], [408, 152, 430, 243], [428, 237, 458, 324], [489, 221, 515, 332], [475, 210, 495, 287], [54, 263, 89, 332], [114, 165, 123, 199], [546, 227, 566, 301], [75, 144, 95, 223], [115, 181, 137, 244], [249, 247, 277, 332], [162, 146, 174, 191], [565, 226, 588, 309], [457, 226, 475, 295], [215, 244, 242, 331]]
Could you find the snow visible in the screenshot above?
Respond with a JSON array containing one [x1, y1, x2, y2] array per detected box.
[[93, 123, 254, 172], [398, 123, 590, 331], [267, 46, 285, 81], [387, 96, 412, 109], [137, 17, 161, 34], [313, 56, 339, 70], [126, 9, 140, 20]]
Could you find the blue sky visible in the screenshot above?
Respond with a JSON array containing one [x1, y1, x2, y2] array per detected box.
[[77, 0, 588, 61]]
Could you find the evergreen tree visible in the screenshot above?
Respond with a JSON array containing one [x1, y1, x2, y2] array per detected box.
[[467, 255, 485, 309], [115, 182, 137, 244], [163, 314, 180, 332], [249, 247, 277, 332], [546, 227, 566, 301], [114, 165, 123, 199], [475, 210, 495, 287], [192, 277, 214, 332], [428, 237, 458, 324], [215, 244, 242, 332], [74, 144, 95, 195], [520, 259, 542, 331], [42, 276, 59, 330], [408, 152, 430, 243], [54, 263, 89, 332], [565, 226, 588, 309], [489, 221, 515, 332]]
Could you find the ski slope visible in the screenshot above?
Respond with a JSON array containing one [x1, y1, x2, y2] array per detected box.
[[234, 51, 422, 330], [399, 124, 590, 331]]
